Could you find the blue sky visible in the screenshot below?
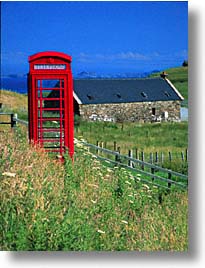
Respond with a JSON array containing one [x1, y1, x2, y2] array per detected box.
[[1, 1, 188, 75]]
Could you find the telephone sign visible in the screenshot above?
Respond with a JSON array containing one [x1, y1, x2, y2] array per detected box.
[[34, 64, 66, 70], [28, 51, 74, 158]]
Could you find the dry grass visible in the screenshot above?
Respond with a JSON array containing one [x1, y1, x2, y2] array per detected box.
[[0, 126, 188, 251], [0, 89, 27, 111]]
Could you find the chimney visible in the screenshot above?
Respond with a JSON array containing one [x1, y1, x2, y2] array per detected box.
[[160, 71, 168, 79]]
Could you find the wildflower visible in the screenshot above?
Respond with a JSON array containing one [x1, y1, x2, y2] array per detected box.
[[27, 164, 33, 169], [2, 172, 16, 178], [97, 229, 105, 234], [92, 167, 100, 170], [87, 183, 99, 189], [142, 184, 150, 190], [121, 220, 128, 225], [91, 199, 97, 204], [93, 159, 100, 164], [75, 143, 83, 148]]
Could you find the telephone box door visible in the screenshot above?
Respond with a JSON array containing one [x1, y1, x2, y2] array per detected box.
[[28, 51, 74, 158], [35, 76, 67, 156]]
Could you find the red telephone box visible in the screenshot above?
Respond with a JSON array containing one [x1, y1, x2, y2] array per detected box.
[[28, 51, 74, 158]]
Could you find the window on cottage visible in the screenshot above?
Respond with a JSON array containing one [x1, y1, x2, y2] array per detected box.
[[141, 92, 147, 98], [164, 91, 171, 97], [152, 108, 156, 115], [87, 94, 94, 100], [116, 93, 122, 99]]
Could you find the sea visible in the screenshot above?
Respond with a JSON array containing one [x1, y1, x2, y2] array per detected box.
[[1, 76, 28, 94]]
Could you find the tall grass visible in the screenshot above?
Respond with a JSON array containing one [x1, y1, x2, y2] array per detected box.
[[0, 126, 188, 250], [0, 90, 28, 120]]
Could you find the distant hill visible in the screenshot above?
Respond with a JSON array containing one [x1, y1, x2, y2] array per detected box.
[[150, 66, 188, 107], [75, 70, 160, 79]]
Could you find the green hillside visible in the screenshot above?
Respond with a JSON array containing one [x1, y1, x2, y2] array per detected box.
[[150, 66, 188, 107]]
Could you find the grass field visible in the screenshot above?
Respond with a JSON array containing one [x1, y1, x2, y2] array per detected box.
[[75, 120, 188, 173], [0, 90, 28, 121], [75, 120, 188, 151], [0, 126, 188, 251]]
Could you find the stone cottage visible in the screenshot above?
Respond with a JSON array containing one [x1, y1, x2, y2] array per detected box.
[[73, 77, 184, 123]]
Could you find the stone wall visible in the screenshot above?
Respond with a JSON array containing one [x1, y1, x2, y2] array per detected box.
[[78, 100, 181, 123]]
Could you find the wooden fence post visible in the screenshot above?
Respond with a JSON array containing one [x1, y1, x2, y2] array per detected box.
[[115, 146, 121, 163], [141, 151, 144, 170], [114, 141, 117, 151], [150, 152, 153, 164], [134, 148, 138, 167], [11, 113, 17, 128], [104, 141, 107, 149], [151, 167, 155, 181], [185, 148, 188, 162], [155, 152, 158, 163], [168, 172, 172, 188], [135, 148, 138, 159], [96, 141, 99, 155], [169, 151, 172, 162], [181, 151, 184, 161], [128, 149, 134, 167], [161, 152, 164, 164]]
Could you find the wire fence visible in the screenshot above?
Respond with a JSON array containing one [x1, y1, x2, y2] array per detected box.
[[95, 140, 188, 164], [75, 139, 188, 190], [0, 113, 28, 127], [1, 112, 188, 190]]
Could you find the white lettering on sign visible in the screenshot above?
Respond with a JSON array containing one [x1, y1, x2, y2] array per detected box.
[[34, 64, 66, 70]]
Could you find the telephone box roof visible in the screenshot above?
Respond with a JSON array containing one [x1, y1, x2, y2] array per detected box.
[[29, 51, 72, 62]]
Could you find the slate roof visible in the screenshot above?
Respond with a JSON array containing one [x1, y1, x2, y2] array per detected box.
[[73, 78, 183, 105]]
